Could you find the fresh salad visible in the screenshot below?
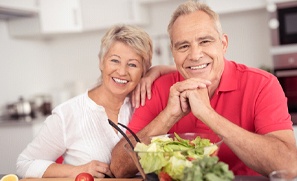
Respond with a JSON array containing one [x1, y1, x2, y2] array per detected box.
[[134, 132, 233, 181], [183, 156, 234, 181]]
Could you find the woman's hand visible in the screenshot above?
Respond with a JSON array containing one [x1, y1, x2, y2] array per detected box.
[[43, 160, 113, 178], [75, 160, 113, 178], [132, 75, 154, 108], [132, 65, 176, 108]]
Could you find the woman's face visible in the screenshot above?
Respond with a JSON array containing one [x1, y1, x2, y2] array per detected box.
[[100, 41, 144, 97]]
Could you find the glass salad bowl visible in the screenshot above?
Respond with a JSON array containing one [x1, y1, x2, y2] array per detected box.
[[124, 132, 224, 181]]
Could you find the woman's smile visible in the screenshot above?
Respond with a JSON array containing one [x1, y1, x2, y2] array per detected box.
[[112, 77, 128, 84]]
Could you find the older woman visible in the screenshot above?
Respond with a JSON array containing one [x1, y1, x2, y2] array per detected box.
[[16, 24, 175, 179]]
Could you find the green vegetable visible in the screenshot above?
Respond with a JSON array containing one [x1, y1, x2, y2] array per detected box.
[[182, 156, 234, 181], [134, 133, 221, 181]]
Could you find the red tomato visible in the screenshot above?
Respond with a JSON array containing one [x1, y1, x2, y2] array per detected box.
[[159, 171, 172, 181], [75, 173, 94, 181], [186, 157, 195, 161]]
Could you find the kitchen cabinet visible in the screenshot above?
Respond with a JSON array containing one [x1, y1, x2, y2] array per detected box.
[[205, 0, 266, 14], [0, 118, 44, 174], [0, 0, 38, 13], [0, 0, 38, 19], [140, 0, 266, 14], [7, 0, 149, 38]]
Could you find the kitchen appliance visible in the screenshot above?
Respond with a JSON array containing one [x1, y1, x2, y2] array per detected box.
[[268, 0, 297, 46], [6, 97, 34, 120], [273, 52, 297, 124], [4, 95, 52, 121]]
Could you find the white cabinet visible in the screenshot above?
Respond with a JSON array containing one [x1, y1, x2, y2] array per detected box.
[[7, 0, 149, 37], [205, 0, 266, 14], [140, 0, 267, 14], [0, 0, 38, 12], [0, 0, 38, 19]]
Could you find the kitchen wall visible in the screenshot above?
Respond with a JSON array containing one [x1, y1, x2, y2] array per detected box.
[[0, 1, 272, 111], [0, 21, 54, 114]]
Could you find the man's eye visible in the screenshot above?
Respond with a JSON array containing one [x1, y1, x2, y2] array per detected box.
[[200, 40, 211, 45], [178, 45, 189, 51]]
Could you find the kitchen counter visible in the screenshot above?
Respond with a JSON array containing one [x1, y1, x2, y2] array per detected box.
[[19, 179, 141, 181], [15, 176, 269, 181], [0, 116, 45, 127], [0, 173, 269, 181]]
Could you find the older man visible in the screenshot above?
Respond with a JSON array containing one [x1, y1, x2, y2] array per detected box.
[[110, 1, 297, 177]]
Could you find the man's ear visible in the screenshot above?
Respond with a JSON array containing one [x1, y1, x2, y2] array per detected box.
[[222, 34, 228, 53]]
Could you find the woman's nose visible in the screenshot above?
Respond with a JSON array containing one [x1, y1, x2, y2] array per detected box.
[[117, 64, 127, 75]]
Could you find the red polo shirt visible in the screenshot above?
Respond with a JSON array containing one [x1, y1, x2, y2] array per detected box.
[[128, 59, 292, 175]]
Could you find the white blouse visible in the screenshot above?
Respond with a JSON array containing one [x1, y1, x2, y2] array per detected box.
[[16, 91, 133, 178]]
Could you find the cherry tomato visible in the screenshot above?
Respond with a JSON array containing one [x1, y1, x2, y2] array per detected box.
[[75, 173, 94, 181], [158, 171, 172, 181]]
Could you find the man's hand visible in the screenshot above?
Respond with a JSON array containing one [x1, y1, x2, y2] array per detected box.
[[180, 86, 212, 121], [165, 78, 211, 119]]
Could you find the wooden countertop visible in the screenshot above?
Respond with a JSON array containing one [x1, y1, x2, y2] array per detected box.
[[19, 176, 269, 181], [20, 179, 142, 181]]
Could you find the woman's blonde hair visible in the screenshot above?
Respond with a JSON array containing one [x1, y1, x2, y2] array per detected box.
[[98, 24, 153, 76], [167, 1, 223, 43]]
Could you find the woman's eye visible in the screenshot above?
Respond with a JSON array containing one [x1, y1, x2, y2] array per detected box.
[[128, 63, 137, 68], [111, 59, 119, 63]]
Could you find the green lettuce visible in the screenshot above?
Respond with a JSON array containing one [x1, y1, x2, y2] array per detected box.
[[134, 133, 220, 180]]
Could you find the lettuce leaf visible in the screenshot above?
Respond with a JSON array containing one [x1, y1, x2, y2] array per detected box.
[[134, 133, 221, 180]]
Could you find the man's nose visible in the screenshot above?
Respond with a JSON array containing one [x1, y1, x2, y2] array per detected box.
[[189, 45, 203, 61]]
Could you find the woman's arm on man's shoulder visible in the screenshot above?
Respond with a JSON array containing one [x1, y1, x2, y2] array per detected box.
[[132, 65, 176, 108]]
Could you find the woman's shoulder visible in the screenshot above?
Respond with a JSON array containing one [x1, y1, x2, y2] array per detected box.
[[52, 91, 88, 112]]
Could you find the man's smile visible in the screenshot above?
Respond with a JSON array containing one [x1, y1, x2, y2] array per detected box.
[[187, 63, 210, 70]]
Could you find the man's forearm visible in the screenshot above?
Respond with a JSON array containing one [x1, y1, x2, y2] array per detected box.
[[110, 109, 182, 177], [137, 108, 184, 138], [110, 135, 139, 178], [202, 110, 297, 176]]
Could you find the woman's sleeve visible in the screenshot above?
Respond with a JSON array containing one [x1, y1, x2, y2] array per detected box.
[[16, 113, 66, 178]]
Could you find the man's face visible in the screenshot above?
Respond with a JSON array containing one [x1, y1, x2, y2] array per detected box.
[[171, 10, 228, 86]]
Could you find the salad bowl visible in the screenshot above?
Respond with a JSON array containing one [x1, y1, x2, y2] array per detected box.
[[124, 132, 223, 181]]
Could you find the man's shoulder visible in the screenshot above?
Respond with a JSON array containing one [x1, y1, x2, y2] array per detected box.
[[228, 60, 275, 80], [150, 70, 181, 93], [155, 70, 182, 84]]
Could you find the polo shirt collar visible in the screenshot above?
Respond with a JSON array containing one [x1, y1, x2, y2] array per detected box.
[[216, 59, 238, 93]]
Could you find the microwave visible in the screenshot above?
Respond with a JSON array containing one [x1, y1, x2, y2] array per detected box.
[[268, 0, 297, 46]]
